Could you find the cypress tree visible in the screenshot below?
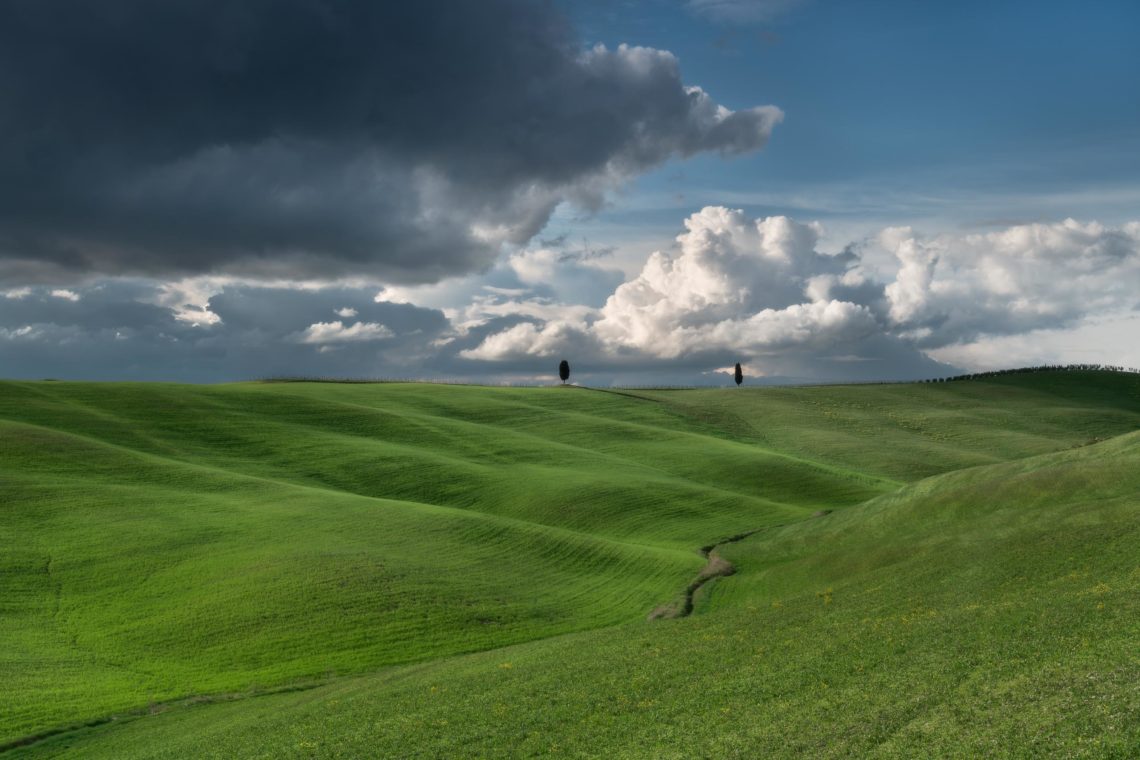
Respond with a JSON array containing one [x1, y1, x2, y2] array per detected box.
[[734, 363, 743, 386], [558, 359, 570, 384]]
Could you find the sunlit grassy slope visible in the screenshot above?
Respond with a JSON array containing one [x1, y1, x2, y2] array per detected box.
[[2, 371, 1138, 757]]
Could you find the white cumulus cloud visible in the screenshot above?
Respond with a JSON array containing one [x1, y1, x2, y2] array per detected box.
[[464, 208, 872, 362], [460, 320, 597, 361], [592, 208, 862, 357], [458, 208, 1140, 380], [298, 320, 394, 344], [879, 218, 1140, 347], [0, 325, 39, 340]]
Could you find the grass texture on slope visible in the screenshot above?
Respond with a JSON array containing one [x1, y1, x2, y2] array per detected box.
[[27, 428, 1140, 759], [1, 370, 1138, 754], [0, 420, 704, 744]]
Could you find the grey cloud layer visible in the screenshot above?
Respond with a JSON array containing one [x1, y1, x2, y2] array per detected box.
[[0, 283, 449, 381], [3, 211, 1138, 383], [0, 0, 780, 284]]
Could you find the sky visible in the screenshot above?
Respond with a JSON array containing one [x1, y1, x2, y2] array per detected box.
[[1, 0, 1138, 385]]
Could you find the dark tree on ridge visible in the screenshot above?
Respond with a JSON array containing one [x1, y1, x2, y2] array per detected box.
[[559, 359, 570, 384], [734, 363, 743, 386]]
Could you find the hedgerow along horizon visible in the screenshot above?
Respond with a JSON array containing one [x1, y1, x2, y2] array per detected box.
[[250, 361, 1140, 389]]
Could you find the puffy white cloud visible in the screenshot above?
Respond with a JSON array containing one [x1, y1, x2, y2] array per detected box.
[[504, 245, 625, 306], [590, 208, 860, 356], [882, 228, 936, 324], [879, 218, 1140, 347], [460, 320, 597, 361], [460, 208, 1140, 380], [0, 325, 38, 340], [334, 307, 358, 319], [667, 300, 879, 356], [463, 208, 877, 365], [927, 313, 1140, 372], [297, 320, 394, 344], [457, 295, 594, 330], [146, 277, 227, 326], [509, 249, 568, 286], [49, 289, 80, 302]]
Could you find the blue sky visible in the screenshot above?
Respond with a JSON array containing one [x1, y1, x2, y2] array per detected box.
[[563, 0, 1140, 230], [1, 0, 1138, 383]]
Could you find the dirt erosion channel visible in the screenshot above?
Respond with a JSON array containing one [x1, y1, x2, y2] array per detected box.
[[648, 510, 833, 621]]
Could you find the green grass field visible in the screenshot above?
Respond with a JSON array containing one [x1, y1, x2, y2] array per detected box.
[[2, 371, 1138, 757]]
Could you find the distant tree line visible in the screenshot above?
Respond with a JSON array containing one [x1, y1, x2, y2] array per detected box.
[[915, 363, 1140, 384], [556, 359, 748, 386]]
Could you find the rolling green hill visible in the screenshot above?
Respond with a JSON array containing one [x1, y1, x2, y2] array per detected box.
[[2, 371, 1138, 757]]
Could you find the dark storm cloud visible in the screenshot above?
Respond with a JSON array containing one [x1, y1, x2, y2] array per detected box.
[[0, 282, 175, 331], [0, 282, 450, 381], [0, 0, 780, 284]]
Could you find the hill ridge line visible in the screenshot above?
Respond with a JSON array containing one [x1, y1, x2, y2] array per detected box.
[[0, 419, 705, 561], [0, 413, 809, 547], [258, 384, 904, 490], [3, 386, 822, 518]]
